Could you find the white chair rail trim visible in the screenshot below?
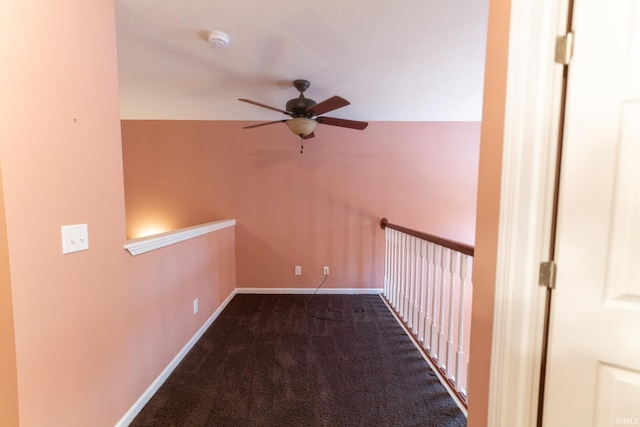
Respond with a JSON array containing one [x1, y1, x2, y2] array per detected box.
[[123, 219, 236, 256]]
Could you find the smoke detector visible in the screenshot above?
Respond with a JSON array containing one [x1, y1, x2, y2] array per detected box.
[[208, 30, 229, 48]]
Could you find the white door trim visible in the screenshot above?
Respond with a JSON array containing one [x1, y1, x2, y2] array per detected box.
[[487, 0, 571, 425]]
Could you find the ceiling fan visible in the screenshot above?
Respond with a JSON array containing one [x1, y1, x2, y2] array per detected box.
[[238, 79, 368, 149]]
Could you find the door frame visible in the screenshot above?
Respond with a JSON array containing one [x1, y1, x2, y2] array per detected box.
[[487, 0, 571, 425]]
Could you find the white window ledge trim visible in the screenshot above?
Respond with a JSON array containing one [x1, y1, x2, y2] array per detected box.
[[123, 219, 236, 256]]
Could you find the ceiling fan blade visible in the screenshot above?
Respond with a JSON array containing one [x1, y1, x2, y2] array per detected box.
[[306, 96, 350, 116], [302, 132, 315, 140], [242, 120, 286, 129], [317, 116, 368, 130], [238, 98, 290, 115]]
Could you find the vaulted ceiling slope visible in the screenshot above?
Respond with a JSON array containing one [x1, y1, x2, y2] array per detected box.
[[115, 0, 488, 122]]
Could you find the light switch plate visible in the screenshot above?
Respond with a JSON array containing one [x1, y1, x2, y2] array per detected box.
[[61, 224, 89, 254]]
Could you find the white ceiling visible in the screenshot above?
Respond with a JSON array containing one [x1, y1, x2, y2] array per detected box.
[[115, 0, 489, 122]]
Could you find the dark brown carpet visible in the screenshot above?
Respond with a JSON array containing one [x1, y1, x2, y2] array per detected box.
[[130, 294, 466, 426]]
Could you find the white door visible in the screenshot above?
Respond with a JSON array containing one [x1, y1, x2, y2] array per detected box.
[[543, 0, 640, 426]]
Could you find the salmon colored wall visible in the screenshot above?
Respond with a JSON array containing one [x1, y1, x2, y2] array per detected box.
[[0, 167, 19, 426], [468, 0, 511, 426], [123, 226, 236, 411], [0, 1, 236, 426], [121, 120, 480, 289]]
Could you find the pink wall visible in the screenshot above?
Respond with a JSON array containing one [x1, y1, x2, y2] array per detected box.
[[468, 0, 512, 426], [0, 2, 236, 426], [123, 226, 236, 408], [0, 1, 503, 425], [0, 167, 19, 426], [121, 120, 480, 289]]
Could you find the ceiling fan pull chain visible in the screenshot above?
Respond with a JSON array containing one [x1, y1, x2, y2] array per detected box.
[[300, 137, 304, 154]]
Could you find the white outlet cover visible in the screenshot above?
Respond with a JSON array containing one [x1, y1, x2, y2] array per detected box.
[[193, 298, 199, 314], [61, 224, 89, 254], [295, 266, 302, 275]]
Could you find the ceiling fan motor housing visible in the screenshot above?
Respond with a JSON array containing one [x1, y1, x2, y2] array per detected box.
[[287, 79, 316, 117], [286, 97, 317, 117]]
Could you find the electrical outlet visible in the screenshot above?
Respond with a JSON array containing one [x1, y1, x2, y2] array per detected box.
[[295, 265, 302, 275], [193, 298, 199, 314], [323, 266, 330, 275]]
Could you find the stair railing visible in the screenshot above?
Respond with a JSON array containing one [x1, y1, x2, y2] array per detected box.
[[380, 218, 474, 406]]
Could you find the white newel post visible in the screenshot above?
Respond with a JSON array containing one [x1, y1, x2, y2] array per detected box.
[[393, 230, 400, 310], [384, 228, 390, 298]]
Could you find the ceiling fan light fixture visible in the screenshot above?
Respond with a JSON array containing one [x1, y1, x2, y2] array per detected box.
[[286, 117, 317, 137], [238, 79, 369, 143]]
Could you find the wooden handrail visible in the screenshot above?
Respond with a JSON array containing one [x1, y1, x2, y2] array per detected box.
[[380, 218, 475, 256]]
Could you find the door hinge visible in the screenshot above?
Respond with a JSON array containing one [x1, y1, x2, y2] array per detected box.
[[555, 32, 574, 65], [539, 261, 557, 289]]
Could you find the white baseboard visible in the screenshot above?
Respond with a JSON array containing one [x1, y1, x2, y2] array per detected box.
[[116, 286, 382, 425], [235, 287, 383, 295], [115, 290, 237, 427]]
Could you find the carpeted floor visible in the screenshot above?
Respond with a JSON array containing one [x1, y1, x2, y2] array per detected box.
[[130, 294, 466, 426]]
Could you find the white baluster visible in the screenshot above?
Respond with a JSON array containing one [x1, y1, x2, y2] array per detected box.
[[398, 233, 407, 321], [466, 359, 470, 399], [393, 230, 400, 310], [388, 229, 394, 302], [410, 237, 420, 335], [456, 255, 469, 395], [403, 233, 411, 322], [424, 242, 434, 352], [417, 239, 427, 342], [412, 237, 421, 334], [408, 236, 416, 330], [446, 250, 458, 381], [398, 232, 404, 312], [430, 245, 440, 358], [385, 228, 393, 307], [437, 246, 449, 369], [406, 236, 413, 327]]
